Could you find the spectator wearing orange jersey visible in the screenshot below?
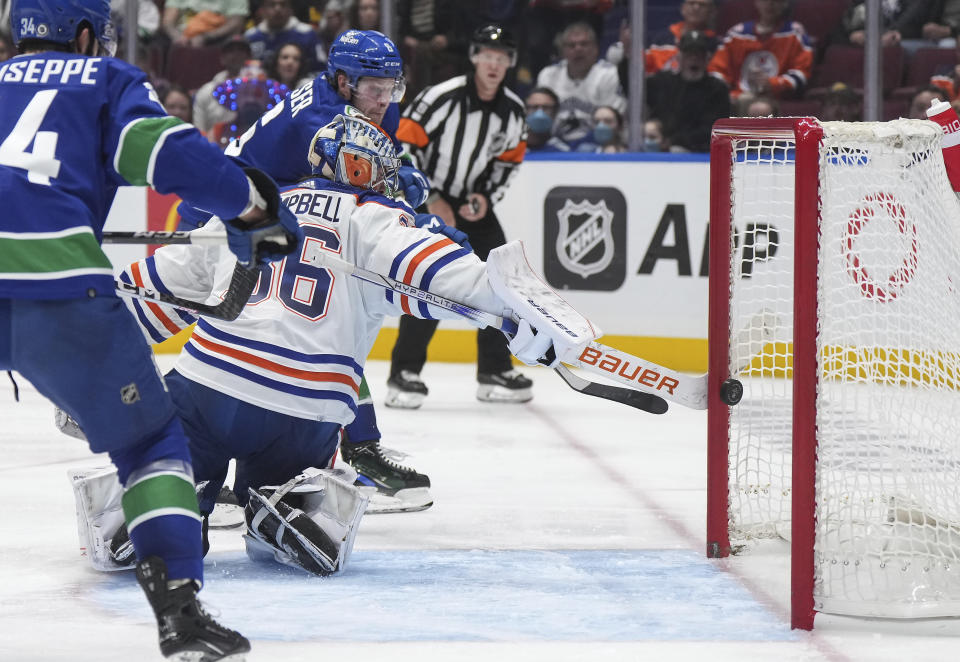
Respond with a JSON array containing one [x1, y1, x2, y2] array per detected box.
[[708, 0, 813, 100], [647, 0, 717, 75], [609, 0, 718, 92]]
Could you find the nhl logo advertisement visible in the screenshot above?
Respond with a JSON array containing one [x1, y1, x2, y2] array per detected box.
[[544, 186, 626, 291]]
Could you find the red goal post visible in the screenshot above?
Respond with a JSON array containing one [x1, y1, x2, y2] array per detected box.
[[707, 117, 960, 630]]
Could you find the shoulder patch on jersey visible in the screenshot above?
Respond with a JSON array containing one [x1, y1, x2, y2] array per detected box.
[[398, 212, 413, 227]]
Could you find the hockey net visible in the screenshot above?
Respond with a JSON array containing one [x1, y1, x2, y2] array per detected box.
[[707, 117, 960, 629]]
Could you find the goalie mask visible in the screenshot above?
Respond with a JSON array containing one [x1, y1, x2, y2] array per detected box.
[[308, 114, 400, 196]]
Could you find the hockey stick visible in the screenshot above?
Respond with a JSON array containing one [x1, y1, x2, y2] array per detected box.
[[302, 248, 677, 414], [102, 230, 227, 246], [114, 262, 260, 322]]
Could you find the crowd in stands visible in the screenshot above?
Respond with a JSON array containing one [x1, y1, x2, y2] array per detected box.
[[3, 0, 960, 152]]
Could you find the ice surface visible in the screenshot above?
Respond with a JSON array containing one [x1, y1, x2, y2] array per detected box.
[[3, 358, 960, 661]]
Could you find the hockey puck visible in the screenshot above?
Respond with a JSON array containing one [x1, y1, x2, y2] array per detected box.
[[720, 378, 743, 406]]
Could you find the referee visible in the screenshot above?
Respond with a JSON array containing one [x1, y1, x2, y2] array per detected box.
[[386, 24, 530, 408]]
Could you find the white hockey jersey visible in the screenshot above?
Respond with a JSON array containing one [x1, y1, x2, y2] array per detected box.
[[120, 178, 504, 425]]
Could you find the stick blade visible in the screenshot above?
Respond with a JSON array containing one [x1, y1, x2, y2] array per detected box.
[[157, 263, 260, 321], [553, 365, 669, 414]]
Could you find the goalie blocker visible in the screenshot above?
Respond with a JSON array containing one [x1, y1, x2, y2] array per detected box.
[[485, 242, 601, 369]]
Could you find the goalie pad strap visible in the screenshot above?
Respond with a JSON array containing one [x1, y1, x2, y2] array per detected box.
[[246, 487, 338, 575], [243, 467, 368, 576], [486, 241, 601, 361]]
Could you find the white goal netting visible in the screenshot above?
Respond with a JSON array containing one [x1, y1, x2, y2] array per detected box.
[[723, 119, 960, 618]]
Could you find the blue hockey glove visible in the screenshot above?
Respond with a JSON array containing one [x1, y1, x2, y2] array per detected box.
[[175, 201, 214, 230], [398, 164, 430, 209], [225, 168, 303, 267], [415, 213, 473, 252]]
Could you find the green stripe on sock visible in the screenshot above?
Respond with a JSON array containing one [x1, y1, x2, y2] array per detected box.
[[358, 376, 371, 399], [122, 473, 200, 529], [0, 231, 111, 274], [115, 116, 185, 185]]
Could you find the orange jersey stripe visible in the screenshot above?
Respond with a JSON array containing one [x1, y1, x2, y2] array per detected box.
[[191, 334, 360, 394], [399, 239, 454, 315], [397, 118, 429, 148], [497, 141, 527, 163], [130, 262, 183, 336]]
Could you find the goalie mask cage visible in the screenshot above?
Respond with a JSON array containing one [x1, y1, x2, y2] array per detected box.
[[707, 117, 960, 630]]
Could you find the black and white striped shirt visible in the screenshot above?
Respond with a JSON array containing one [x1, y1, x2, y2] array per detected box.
[[397, 73, 527, 205]]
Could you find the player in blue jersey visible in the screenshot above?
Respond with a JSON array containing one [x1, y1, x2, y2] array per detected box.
[[0, 0, 301, 659], [181, 29, 436, 513]]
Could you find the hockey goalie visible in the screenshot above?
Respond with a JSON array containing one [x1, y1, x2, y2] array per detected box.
[[70, 114, 600, 576]]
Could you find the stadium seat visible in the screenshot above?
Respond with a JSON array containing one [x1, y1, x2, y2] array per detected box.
[[889, 47, 957, 101], [778, 99, 821, 118], [165, 45, 223, 94], [791, 0, 852, 48], [807, 44, 903, 96], [716, 0, 754, 35], [904, 47, 956, 85], [883, 97, 909, 121]]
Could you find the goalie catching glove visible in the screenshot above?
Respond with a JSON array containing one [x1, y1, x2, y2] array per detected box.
[[486, 241, 601, 367], [226, 167, 304, 267]]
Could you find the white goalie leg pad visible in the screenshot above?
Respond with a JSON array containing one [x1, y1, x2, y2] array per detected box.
[[68, 465, 135, 571], [486, 241, 602, 365], [243, 467, 368, 576]]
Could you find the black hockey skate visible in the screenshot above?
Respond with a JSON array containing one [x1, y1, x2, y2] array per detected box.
[[136, 556, 250, 662], [477, 369, 533, 403], [340, 440, 433, 513], [384, 370, 428, 409]]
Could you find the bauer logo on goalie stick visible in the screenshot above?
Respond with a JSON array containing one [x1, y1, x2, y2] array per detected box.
[[578, 346, 679, 394], [544, 187, 625, 291]]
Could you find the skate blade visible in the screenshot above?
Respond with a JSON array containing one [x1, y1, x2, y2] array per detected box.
[[384, 389, 425, 409], [168, 652, 247, 662], [208, 503, 245, 529], [476, 385, 533, 403], [383, 388, 427, 409], [364, 487, 433, 514]]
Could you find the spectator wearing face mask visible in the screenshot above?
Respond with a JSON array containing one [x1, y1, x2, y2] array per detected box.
[[644, 119, 668, 152], [525, 87, 570, 153], [536, 21, 626, 150], [591, 105, 627, 153], [646, 30, 729, 153]]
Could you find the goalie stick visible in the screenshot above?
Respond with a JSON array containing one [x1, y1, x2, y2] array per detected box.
[[301, 248, 683, 413], [112, 231, 719, 411]]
